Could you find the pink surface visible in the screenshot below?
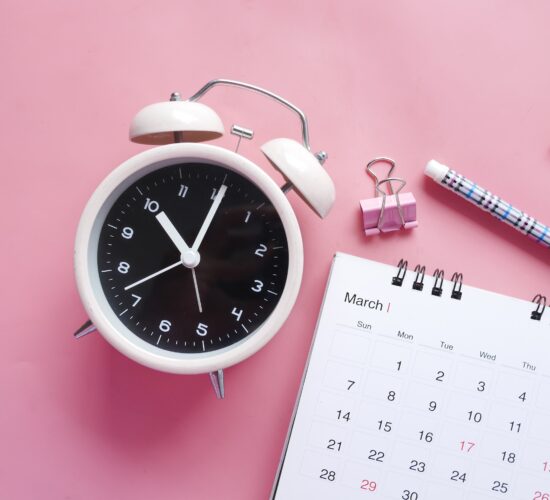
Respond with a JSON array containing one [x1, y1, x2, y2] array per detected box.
[[1, 1, 550, 499]]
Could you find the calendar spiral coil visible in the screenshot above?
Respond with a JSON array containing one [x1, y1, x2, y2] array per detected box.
[[391, 259, 407, 287], [531, 294, 547, 321], [391, 259, 458, 300], [391, 260, 547, 319], [412, 265, 425, 291]]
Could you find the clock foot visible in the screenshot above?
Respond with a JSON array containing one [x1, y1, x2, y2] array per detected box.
[[209, 369, 225, 399], [73, 319, 97, 339]]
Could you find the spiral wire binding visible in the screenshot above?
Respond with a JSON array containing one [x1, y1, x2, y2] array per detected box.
[[451, 273, 463, 300], [393, 259, 469, 300], [531, 294, 547, 321], [392, 260, 547, 324], [392, 259, 408, 287], [431, 269, 445, 297], [412, 265, 426, 291]]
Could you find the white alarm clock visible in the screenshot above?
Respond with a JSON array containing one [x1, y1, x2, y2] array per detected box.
[[73, 79, 335, 398]]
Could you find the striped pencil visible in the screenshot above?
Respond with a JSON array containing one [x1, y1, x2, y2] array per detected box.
[[425, 160, 550, 248]]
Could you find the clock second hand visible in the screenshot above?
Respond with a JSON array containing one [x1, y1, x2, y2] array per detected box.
[[185, 184, 228, 312], [124, 261, 181, 291], [124, 262, 203, 313], [155, 210, 203, 312], [191, 268, 203, 313], [144, 186, 227, 310]]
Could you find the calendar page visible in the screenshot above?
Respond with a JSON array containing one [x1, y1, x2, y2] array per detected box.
[[272, 253, 550, 500]]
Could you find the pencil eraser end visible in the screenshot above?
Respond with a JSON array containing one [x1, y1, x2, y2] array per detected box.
[[425, 160, 449, 182]]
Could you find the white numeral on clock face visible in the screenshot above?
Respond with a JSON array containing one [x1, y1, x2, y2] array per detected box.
[[178, 184, 189, 198], [244, 211, 251, 223], [131, 294, 141, 307], [210, 188, 218, 200], [196, 323, 208, 336], [159, 320, 171, 332], [231, 307, 243, 322], [118, 261, 130, 273], [251, 280, 264, 293], [121, 227, 134, 239], [255, 244, 267, 257], [144, 198, 159, 212]]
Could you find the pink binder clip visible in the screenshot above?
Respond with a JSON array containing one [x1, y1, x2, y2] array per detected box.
[[360, 157, 418, 236]]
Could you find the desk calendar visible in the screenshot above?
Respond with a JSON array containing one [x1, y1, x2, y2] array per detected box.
[[272, 253, 550, 500]]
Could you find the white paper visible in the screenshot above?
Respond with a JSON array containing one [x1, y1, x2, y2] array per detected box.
[[272, 253, 550, 500]]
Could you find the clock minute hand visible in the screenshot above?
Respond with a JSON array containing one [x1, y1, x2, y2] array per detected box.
[[191, 184, 228, 253]]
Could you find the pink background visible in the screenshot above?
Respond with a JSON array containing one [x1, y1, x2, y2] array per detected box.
[[1, 1, 550, 498]]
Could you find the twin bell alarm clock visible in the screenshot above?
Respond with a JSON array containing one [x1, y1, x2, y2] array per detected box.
[[73, 79, 335, 398]]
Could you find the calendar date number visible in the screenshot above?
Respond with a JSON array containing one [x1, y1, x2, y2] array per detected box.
[[327, 439, 342, 452], [450, 470, 467, 483], [368, 449, 385, 462], [492, 481, 509, 493], [409, 460, 426, 472], [360, 479, 377, 492], [320, 469, 336, 481]]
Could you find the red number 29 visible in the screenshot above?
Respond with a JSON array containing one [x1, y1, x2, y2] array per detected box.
[[361, 479, 377, 492]]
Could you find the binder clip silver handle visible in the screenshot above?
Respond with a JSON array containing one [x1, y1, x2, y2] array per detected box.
[[375, 177, 407, 230], [360, 157, 418, 236]]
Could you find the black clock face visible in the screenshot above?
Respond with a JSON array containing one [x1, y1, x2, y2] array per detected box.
[[97, 162, 289, 353]]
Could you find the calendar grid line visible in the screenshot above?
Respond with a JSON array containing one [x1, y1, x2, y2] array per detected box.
[[315, 329, 550, 495]]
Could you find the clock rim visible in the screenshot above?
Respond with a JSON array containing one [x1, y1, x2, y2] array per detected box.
[[75, 143, 303, 374]]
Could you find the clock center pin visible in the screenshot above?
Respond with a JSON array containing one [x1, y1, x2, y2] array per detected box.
[[181, 249, 200, 268]]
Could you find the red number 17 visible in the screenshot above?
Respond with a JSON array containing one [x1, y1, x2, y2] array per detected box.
[[460, 441, 475, 452]]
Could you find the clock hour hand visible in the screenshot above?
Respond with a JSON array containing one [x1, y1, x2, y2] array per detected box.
[[156, 211, 201, 268], [156, 211, 193, 254], [155, 210, 202, 312], [191, 184, 228, 253]]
